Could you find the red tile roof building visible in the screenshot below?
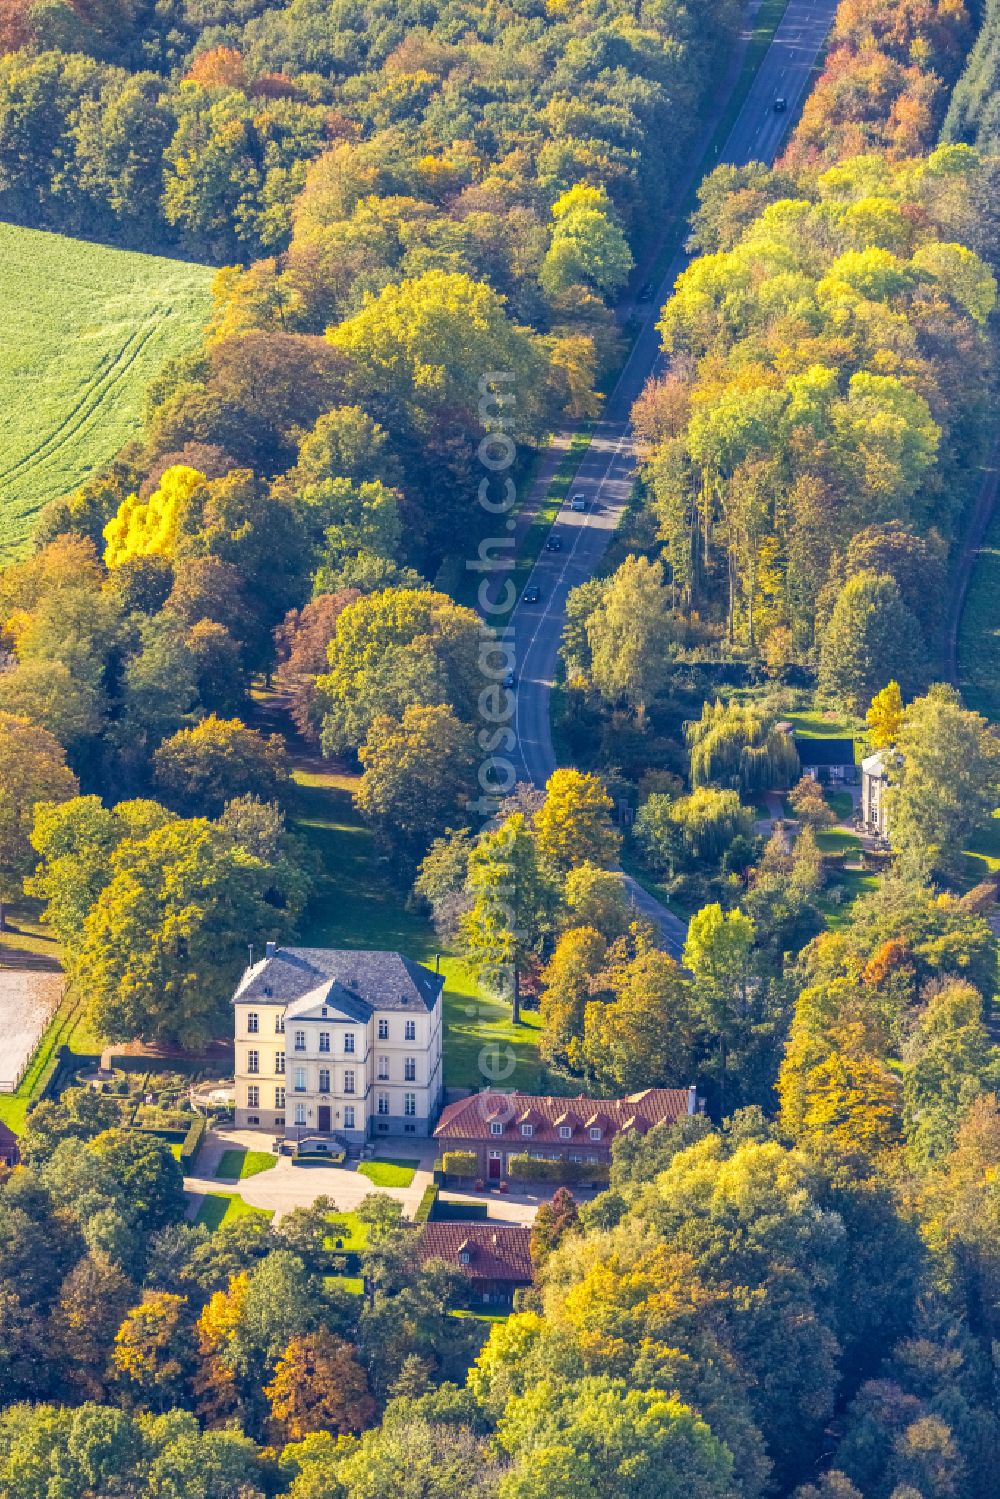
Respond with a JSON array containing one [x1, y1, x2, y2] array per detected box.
[[416, 1222, 533, 1303], [0, 1121, 19, 1167], [434, 1086, 697, 1181]]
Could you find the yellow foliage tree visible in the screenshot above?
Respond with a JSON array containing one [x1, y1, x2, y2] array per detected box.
[[103, 466, 205, 568], [266, 1328, 375, 1440], [533, 768, 621, 872], [866, 680, 904, 749]]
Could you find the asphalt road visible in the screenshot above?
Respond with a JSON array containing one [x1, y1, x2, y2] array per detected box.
[[508, 0, 840, 954]]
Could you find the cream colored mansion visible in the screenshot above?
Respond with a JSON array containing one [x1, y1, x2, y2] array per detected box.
[[233, 944, 444, 1143]]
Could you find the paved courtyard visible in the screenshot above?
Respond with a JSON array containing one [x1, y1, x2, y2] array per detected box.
[[184, 1126, 589, 1226], [0, 970, 63, 1092]]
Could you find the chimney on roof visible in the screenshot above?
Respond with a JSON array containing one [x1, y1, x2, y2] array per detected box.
[[265, 941, 276, 960], [687, 1083, 698, 1116]]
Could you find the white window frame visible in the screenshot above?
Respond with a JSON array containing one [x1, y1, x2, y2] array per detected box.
[[344, 1032, 355, 1053], [378, 1018, 389, 1040], [247, 1085, 259, 1109], [246, 1050, 259, 1075], [521, 1123, 533, 1137], [247, 1011, 259, 1034], [319, 1032, 330, 1053], [293, 1068, 306, 1093], [589, 1127, 602, 1140], [404, 1092, 416, 1118], [275, 1086, 285, 1109], [559, 1126, 572, 1139], [377, 1056, 389, 1081], [490, 1121, 503, 1136], [294, 1103, 306, 1126], [343, 1070, 355, 1095], [344, 1105, 355, 1130], [404, 1056, 416, 1081], [275, 1051, 285, 1075], [377, 1092, 390, 1116], [318, 1069, 330, 1094], [294, 1030, 306, 1052], [404, 1020, 416, 1041]]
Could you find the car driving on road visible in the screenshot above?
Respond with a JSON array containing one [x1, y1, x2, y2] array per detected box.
[[773, 96, 786, 111], [523, 584, 541, 604], [544, 534, 562, 551]]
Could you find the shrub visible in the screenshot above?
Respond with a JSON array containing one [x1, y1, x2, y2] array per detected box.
[[506, 1154, 609, 1185], [414, 1184, 439, 1223], [431, 1198, 489, 1222], [179, 1114, 207, 1170], [441, 1150, 479, 1177]]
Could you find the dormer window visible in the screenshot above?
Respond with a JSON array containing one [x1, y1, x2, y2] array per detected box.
[[459, 1251, 471, 1265], [490, 1121, 503, 1136], [264, 984, 273, 998], [321, 1007, 328, 1017], [559, 1126, 572, 1140], [521, 1124, 533, 1137], [589, 1127, 602, 1140]]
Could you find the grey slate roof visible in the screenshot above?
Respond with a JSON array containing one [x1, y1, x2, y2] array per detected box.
[[234, 946, 443, 1016], [794, 735, 856, 768]]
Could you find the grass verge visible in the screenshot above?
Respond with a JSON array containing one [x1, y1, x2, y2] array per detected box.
[[325, 1212, 370, 1253]]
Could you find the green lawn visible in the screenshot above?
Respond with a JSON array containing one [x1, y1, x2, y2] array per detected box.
[[358, 1158, 419, 1188], [784, 709, 861, 741], [0, 222, 213, 559], [325, 1212, 371, 1253], [958, 494, 1000, 722], [325, 1273, 365, 1295], [192, 1192, 273, 1231], [215, 1148, 277, 1181], [817, 868, 880, 929], [958, 812, 1000, 885], [290, 763, 544, 1091], [816, 830, 862, 855], [825, 791, 854, 821]]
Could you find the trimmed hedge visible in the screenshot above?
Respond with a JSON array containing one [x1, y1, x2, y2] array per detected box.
[[414, 1185, 438, 1223], [179, 1115, 207, 1170], [506, 1154, 610, 1185], [441, 1150, 479, 1177], [432, 1199, 489, 1222]]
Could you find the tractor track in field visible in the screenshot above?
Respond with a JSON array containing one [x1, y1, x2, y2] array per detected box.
[[0, 306, 171, 492]]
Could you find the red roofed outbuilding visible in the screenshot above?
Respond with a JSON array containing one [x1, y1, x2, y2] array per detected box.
[[416, 1222, 532, 1304], [434, 1085, 697, 1181]]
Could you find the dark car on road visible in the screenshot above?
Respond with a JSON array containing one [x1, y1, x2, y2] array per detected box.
[[502, 669, 516, 688], [544, 534, 562, 551], [773, 96, 787, 111], [523, 584, 541, 604]]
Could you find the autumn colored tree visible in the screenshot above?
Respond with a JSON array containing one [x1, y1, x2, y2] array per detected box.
[[274, 591, 361, 744], [266, 1328, 375, 1440], [356, 703, 475, 859], [0, 712, 78, 928], [538, 925, 607, 1064], [788, 776, 837, 829], [153, 715, 292, 817], [113, 1291, 197, 1412], [533, 768, 621, 873], [866, 680, 905, 749], [461, 813, 555, 1023]]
